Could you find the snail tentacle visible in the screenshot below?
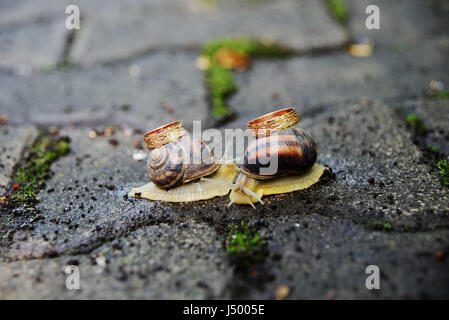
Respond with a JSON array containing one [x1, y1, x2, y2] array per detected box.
[[242, 188, 264, 205], [245, 198, 257, 210]]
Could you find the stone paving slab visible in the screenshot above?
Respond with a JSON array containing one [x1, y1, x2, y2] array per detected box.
[[3, 127, 147, 261], [226, 38, 449, 129], [303, 100, 449, 221], [257, 214, 449, 299], [0, 52, 208, 130], [0, 125, 37, 196], [1, 99, 448, 298], [3, 214, 447, 299], [0, 0, 71, 71], [346, 0, 449, 44], [70, 0, 348, 65], [0, 19, 69, 71], [0, 222, 231, 299], [0, 0, 71, 27]]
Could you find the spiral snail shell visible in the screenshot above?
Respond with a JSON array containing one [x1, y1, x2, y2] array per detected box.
[[143, 121, 220, 189], [228, 107, 324, 207], [241, 126, 318, 180]]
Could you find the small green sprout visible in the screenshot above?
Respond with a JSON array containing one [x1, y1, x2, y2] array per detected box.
[[225, 221, 265, 270], [437, 159, 449, 186], [437, 90, 449, 99], [406, 114, 426, 135], [226, 221, 263, 255], [428, 144, 438, 152], [369, 221, 393, 231], [326, 0, 349, 25]]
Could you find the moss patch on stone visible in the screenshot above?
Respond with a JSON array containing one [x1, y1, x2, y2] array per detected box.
[[325, 0, 349, 25], [428, 144, 438, 152], [437, 159, 449, 186], [1, 130, 70, 247], [406, 114, 427, 136], [10, 131, 70, 206], [206, 65, 237, 118], [201, 37, 291, 121], [369, 220, 393, 231], [225, 221, 265, 271], [437, 90, 449, 99]]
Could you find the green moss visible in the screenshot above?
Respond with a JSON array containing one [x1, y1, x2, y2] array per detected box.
[[201, 37, 290, 120], [406, 114, 426, 136], [428, 144, 438, 152], [202, 37, 290, 59], [225, 221, 265, 270], [206, 65, 237, 118], [392, 43, 406, 53], [10, 131, 71, 206], [369, 221, 393, 231], [42, 60, 77, 73], [226, 221, 263, 255], [326, 0, 349, 25], [437, 159, 449, 186], [437, 90, 449, 99], [201, 0, 216, 7]]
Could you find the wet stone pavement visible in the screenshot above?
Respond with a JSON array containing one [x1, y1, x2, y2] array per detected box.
[[1, 0, 449, 299]]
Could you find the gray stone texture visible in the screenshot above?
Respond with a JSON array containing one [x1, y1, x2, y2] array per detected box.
[[0, 222, 231, 299], [227, 37, 449, 129], [346, 0, 449, 44], [0, 0, 71, 70], [0, 53, 208, 130], [0, 0, 448, 299], [69, 0, 348, 65]]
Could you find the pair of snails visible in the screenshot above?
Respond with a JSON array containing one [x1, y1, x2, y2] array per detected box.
[[129, 107, 325, 208]]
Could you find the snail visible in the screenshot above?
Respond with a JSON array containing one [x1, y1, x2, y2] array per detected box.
[[205, 107, 326, 208], [143, 121, 220, 189], [129, 121, 239, 202], [129, 108, 326, 205]]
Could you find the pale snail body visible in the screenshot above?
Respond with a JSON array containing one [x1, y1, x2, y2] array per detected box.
[[143, 121, 220, 189]]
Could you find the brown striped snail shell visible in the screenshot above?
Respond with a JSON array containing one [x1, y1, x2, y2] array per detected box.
[[144, 121, 220, 189], [229, 107, 319, 206], [241, 126, 318, 180]]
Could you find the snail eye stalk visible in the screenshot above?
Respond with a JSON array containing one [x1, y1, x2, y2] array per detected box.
[[242, 188, 264, 205], [245, 198, 257, 210]]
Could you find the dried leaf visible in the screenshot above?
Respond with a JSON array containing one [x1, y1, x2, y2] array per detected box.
[[214, 48, 251, 71]]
